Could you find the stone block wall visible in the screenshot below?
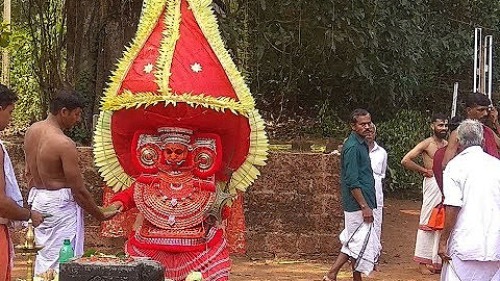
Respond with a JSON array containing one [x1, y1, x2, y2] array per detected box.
[[245, 152, 343, 259], [5, 142, 342, 259]]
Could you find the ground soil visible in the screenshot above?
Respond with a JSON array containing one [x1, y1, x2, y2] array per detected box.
[[12, 198, 439, 281]]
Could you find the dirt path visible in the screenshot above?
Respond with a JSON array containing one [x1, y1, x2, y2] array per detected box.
[[12, 198, 439, 281], [229, 198, 438, 281]]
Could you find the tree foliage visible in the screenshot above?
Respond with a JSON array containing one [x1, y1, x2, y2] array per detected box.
[[0, 3, 44, 127], [377, 110, 429, 196], [218, 0, 500, 126], [9, 28, 43, 127], [0, 22, 12, 48]]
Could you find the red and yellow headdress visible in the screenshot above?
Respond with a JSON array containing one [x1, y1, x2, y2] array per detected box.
[[93, 0, 268, 194]]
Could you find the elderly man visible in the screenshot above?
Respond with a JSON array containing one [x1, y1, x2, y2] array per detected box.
[[439, 119, 500, 281], [323, 109, 378, 281]]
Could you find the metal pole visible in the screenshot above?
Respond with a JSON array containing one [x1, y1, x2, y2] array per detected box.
[[485, 35, 493, 100], [483, 36, 489, 97], [452, 82, 459, 118], [1, 0, 11, 86], [479, 31, 485, 94], [474, 28, 482, 93]]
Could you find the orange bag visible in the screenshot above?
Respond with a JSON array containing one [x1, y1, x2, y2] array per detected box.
[[427, 204, 445, 230]]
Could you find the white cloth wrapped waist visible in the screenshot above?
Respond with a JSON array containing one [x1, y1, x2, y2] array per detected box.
[[28, 188, 84, 275], [340, 211, 380, 276]]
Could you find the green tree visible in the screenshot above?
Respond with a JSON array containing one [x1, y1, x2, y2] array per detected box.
[[9, 28, 43, 127], [219, 0, 500, 124]]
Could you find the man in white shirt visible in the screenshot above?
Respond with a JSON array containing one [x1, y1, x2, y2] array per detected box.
[[366, 124, 387, 253], [440, 119, 500, 281]]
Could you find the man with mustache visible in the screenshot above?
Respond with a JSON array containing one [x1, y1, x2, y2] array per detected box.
[[323, 109, 378, 281], [442, 92, 500, 169], [432, 116, 463, 193], [401, 113, 449, 275]]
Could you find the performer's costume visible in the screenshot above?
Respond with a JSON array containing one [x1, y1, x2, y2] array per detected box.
[[93, 0, 268, 280]]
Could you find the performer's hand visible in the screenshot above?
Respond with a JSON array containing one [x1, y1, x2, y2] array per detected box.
[[438, 240, 451, 263], [361, 206, 374, 223], [30, 210, 44, 227]]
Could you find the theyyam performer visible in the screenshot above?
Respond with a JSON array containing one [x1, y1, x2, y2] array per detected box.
[[93, 0, 268, 280]]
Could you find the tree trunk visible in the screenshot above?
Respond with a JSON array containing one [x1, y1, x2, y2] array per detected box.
[[65, 0, 142, 143]]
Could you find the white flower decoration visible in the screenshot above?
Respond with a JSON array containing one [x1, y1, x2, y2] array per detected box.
[[143, 63, 154, 74], [190, 63, 203, 73]]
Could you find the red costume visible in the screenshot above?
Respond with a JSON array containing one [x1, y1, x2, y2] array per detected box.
[[482, 125, 499, 158], [93, 0, 268, 280], [432, 146, 446, 193]]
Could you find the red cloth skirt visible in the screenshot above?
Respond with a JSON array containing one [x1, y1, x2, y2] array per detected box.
[[125, 232, 230, 281]]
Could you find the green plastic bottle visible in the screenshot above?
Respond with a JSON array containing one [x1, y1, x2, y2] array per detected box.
[[59, 239, 74, 263]]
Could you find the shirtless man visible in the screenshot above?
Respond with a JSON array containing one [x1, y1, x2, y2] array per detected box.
[[401, 113, 448, 274], [442, 92, 500, 169], [24, 91, 117, 275]]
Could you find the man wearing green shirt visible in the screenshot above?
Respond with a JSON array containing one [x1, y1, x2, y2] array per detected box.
[[323, 108, 377, 281]]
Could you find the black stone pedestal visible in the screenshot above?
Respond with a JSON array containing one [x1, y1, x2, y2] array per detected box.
[[59, 259, 164, 281]]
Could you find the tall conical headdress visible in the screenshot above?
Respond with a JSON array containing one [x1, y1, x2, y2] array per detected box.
[[93, 0, 268, 193]]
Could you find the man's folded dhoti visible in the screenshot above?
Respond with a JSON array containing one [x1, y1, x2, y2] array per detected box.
[[340, 211, 380, 276], [28, 188, 84, 275], [414, 177, 442, 269]]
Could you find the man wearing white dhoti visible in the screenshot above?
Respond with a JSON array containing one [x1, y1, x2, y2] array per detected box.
[[24, 91, 117, 275], [401, 113, 448, 274], [339, 211, 380, 276], [0, 84, 44, 280], [366, 124, 387, 254], [439, 119, 500, 281], [323, 109, 378, 281], [413, 176, 442, 269], [28, 188, 85, 275]]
